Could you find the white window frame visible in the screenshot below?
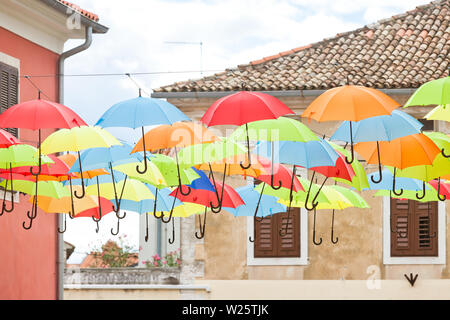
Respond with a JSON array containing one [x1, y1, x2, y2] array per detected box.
[[382, 196, 446, 265], [246, 167, 309, 266]]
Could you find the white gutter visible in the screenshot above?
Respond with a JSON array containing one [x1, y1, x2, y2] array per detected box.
[[57, 25, 93, 301], [151, 88, 416, 99]]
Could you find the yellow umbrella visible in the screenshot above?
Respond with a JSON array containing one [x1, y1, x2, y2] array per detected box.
[[40, 126, 121, 199], [425, 104, 450, 122]]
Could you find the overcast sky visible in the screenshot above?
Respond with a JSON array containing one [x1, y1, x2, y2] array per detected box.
[[61, 0, 431, 258]]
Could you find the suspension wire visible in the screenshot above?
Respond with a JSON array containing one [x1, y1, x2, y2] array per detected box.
[[125, 73, 151, 97], [23, 76, 52, 100]]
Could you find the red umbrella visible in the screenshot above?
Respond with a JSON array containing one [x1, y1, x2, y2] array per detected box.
[[0, 129, 21, 148], [170, 180, 244, 239], [428, 179, 450, 200], [201, 91, 294, 169], [309, 151, 355, 182], [71, 197, 114, 233], [0, 97, 87, 176], [256, 157, 304, 192]]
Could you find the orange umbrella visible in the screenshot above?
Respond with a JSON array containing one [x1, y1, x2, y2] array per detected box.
[[302, 85, 400, 163], [354, 133, 440, 195], [132, 121, 218, 152], [57, 153, 109, 181]]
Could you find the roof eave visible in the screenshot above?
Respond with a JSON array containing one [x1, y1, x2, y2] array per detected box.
[[151, 88, 416, 99], [39, 0, 109, 34]]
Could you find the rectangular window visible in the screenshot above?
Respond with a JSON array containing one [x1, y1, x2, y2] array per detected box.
[[390, 198, 438, 257], [0, 61, 18, 137], [253, 207, 300, 258]]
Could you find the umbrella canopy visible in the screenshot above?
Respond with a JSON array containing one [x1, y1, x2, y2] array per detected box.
[[224, 185, 286, 218], [374, 188, 439, 203], [194, 154, 268, 179], [57, 154, 109, 180], [132, 121, 218, 152], [367, 169, 431, 192], [331, 109, 423, 142], [0, 129, 21, 148], [41, 126, 122, 155], [423, 131, 450, 157], [0, 144, 53, 168], [32, 193, 113, 216], [425, 104, 450, 122], [201, 91, 294, 127], [403, 76, 450, 107], [354, 133, 441, 169], [170, 180, 244, 209], [96, 96, 189, 129], [0, 98, 86, 130], [85, 178, 155, 202], [309, 150, 355, 182], [255, 139, 339, 168], [186, 168, 216, 192], [0, 179, 69, 198], [229, 116, 319, 142], [256, 160, 304, 192], [177, 138, 248, 167], [302, 85, 400, 122], [428, 179, 450, 199]]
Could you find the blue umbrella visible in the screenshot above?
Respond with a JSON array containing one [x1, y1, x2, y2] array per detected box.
[[331, 110, 423, 142], [331, 110, 423, 184], [255, 139, 339, 211], [367, 169, 430, 196], [95, 96, 190, 174], [224, 184, 286, 242], [187, 168, 216, 192]]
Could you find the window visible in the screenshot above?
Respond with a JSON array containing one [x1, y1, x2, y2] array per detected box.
[[0, 61, 18, 137], [390, 198, 438, 257], [253, 207, 300, 258], [418, 118, 434, 132]]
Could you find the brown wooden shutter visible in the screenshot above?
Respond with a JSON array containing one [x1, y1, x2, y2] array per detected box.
[[254, 207, 300, 258], [0, 62, 19, 137], [390, 198, 438, 257], [277, 207, 300, 257], [413, 201, 438, 256]]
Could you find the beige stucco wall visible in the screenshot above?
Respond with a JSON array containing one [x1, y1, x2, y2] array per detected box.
[[167, 93, 450, 281]]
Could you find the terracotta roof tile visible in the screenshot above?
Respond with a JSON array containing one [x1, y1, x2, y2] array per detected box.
[[57, 0, 99, 22], [154, 0, 450, 93]]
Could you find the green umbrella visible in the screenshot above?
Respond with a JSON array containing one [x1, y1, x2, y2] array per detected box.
[[403, 76, 450, 107], [375, 185, 438, 203], [329, 185, 370, 209], [113, 154, 199, 189], [0, 179, 69, 198], [177, 137, 247, 167], [425, 104, 450, 122], [328, 141, 369, 191], [423, 131, 450, 158], [229, 117, 319, 142], [0, 144, 53, 169]]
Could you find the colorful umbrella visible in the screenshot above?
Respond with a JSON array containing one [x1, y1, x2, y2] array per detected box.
[[302, 85, 400, 163], [0, 128, 21, 148], [425, 104, 450, 122], [0, 97, 87, 174], [423, 131, 450, 158], [201, 91, 294, 168], [354, 133, 441, 193], [95, 95, 189, 174], [403, 76, 450, 107], [41, 126, 122, 199]]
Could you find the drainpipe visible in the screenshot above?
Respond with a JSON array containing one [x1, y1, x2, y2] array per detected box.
[[57, 25, 93, 301]]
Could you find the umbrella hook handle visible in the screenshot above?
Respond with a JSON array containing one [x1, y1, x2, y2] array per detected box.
[[30, 129, 42, 176], [312, 209, 323, 246], [331, 209, 339, 244], [311, 176, 328, 208], [92, 176, 103, 227], [415, 181, 426, 200], [2, 163, 15, 213], [136, 127, 149, 174], [23, 176, 39, 230], [392, 168, 404, 196], [210, 163, 227, 213], [253, 182, 266, 222], [57, 214, 67, 234], [111, 174, 128, 213], [441, 148, 450, 158], [152, 189, 164, 220], [161, 187, 179, 223], [195, 207, 207, 239], [344, 122, 354, 164], [68, 177, 76, 217], [304, 171, 319, 211], [370, 142, 383, 184], [145, 212, 150, 242], [270, 141, 282, 189], [175, 147, 192, 196], [240, 124, 252, 170], [74, 152, 86, 199], [168, 218, 176, 244], [111, 211, 126, 235], [437, 178, 447, 201]]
